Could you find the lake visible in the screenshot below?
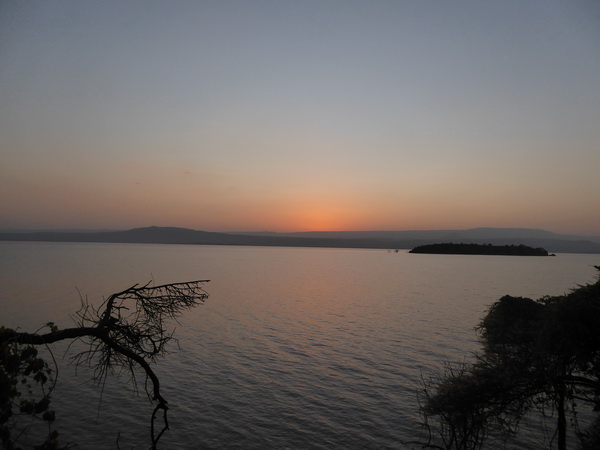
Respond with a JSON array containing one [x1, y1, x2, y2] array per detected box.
[[1, 241, 598, 449]]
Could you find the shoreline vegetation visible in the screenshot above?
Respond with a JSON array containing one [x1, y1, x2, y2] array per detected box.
[[409, 243, 551, 256]]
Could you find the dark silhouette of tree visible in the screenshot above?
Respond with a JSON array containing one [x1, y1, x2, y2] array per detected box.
[[0, 280, 209, 449], [417, 267, 600, 449]]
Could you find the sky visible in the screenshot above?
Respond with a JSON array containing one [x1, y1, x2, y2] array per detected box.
[[1, 1, 599, 234]]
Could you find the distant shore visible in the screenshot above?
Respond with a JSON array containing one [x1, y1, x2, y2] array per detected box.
[[1, 226, 599, 253], [409, 243, 550, 256]]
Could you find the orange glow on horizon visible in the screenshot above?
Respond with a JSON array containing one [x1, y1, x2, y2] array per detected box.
[[276, 205, 362, 232]]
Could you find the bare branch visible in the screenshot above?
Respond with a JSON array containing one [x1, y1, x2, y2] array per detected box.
[[1, 279, 209, 449]]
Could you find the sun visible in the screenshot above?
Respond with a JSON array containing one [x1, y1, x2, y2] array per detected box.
[[280, 204, 357, 232]]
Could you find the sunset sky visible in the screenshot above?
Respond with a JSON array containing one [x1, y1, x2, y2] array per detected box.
[[1, 1, 599, 234]]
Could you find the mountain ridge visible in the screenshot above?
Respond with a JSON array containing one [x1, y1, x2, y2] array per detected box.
[[2, 226, 600, 253]]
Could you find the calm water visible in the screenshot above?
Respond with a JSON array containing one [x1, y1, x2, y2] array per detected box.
[[1, 241, 598, 449]]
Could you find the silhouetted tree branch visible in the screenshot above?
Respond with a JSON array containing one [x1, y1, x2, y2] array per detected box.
[[1, 280, 209, 449]]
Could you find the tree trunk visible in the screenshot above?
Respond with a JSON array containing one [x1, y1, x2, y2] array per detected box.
[[557, 384, 566, 450]]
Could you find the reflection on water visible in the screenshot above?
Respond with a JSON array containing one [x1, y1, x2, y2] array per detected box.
[[1, 242, 598, 448]]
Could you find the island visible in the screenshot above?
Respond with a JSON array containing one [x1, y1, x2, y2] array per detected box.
[[409, 243, 550, 256]]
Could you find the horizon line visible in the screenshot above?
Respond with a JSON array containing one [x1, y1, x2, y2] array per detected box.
[[1, 225, 598, 237]]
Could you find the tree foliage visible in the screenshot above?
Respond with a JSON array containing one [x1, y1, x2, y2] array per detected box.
[[419, 267, 600, 449], [0, 280, 209, 449], [409, 243, 549, 256]]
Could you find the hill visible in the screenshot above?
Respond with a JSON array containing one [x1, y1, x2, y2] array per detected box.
[[1, 226, 600, 254]]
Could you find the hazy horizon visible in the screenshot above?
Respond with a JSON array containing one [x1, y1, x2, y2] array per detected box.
[[2, 1, 599, 235], [3, 224, 599, 239]]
